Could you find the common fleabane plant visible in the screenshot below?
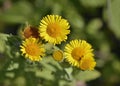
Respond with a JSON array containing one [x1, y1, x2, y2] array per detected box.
[[0, 15, 100, 86]]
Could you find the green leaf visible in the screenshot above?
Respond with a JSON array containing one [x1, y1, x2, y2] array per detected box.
[[74, 70, 101, 81], [64, 67, 73, 81], [59, 79, 74, 86], [108, 0, 120, 38], [35, 69, 54, 80], [7, 62, 19, 71]]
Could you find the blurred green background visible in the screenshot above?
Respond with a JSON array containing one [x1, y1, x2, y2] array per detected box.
[[0, 0, 120, 86]]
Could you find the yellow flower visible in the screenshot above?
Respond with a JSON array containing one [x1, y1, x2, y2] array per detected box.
[[80, 56, 96, 70], [53, 50, 63, 61], [39, 15, 70, 44], [20, 37, 45, 61], [64, 39, 94, 68]]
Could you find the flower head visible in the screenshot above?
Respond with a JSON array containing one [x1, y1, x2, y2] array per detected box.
[[39, 15, 70, 44], [23, 25, 39, 39], [64, 39, 94, 68], [53, 50, 64, 61], [80, 56, 96, 70], [20, 37, 45, 61]]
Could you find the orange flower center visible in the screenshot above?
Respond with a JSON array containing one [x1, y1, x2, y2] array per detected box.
[[25, 43, 40, 56], [47, 23, 61, 38], [71, 47, 85, 61]]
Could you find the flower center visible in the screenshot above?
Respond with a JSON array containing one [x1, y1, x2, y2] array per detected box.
[[47, 23, 61, 38], [71, 47, 84, 61], [25, 43, 40, 56]]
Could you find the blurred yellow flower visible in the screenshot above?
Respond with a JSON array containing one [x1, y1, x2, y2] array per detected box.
[[39, 15, 70, 44], [53, 50, 63, 61], [64, 39, 94, 68], [20, 37, 45, 61], [80, 56, 96, 70]]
